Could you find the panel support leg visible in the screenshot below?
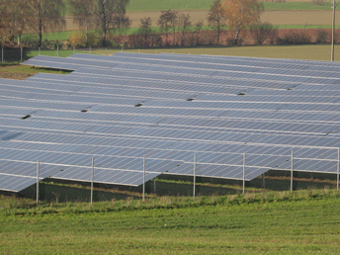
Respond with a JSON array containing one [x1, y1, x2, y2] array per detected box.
[[91, 158, 94, 205], [153, 178, 156, 194], [262, 173, 265, 189], [193, 154, 196, 199], [243, 153, 246, 195], [36, 160, 40, 206], [290, 150, 294, 193], [337, 148, 339, 192], [143, 157, 146, 201]]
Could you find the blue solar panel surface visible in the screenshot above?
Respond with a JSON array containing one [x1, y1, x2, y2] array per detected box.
[[1, 52, 340, 192]]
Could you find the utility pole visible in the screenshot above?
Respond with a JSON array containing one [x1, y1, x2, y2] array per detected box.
[[332, 0, 336, 61]]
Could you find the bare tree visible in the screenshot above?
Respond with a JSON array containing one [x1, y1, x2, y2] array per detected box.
[[138, 17, 153, 47], [115, 13, 131, 36], [171, 11, 178, 45], [27, 0, 66, 48], [208, 0, 227, 45], [69, 0, 95, 48], [157, 9, 178, 46], [94, 0, 130, 46], [193, 20, 204, 46], [178, 13, 192, 46]]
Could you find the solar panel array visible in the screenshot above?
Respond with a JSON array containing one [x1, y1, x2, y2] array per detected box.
[[1, 52, 340, 192]]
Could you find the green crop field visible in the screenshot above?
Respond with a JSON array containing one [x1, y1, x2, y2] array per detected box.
[[62, 0, 338, 13], [1, 189, 340, 254], [125, 0, 335, 12]]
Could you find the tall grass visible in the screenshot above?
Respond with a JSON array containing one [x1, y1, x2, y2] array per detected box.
[[1, 188, 339, 217]]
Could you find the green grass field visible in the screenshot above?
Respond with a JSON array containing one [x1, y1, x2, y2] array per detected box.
[[24, 45, 340, 62], [1, 189, 340, 254], [62, 0, 339, 14]]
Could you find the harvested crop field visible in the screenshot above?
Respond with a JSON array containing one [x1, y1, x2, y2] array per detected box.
[[60, 11, 339, 32]]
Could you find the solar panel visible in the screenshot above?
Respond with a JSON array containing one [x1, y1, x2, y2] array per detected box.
[[0, 52, 339, 192]]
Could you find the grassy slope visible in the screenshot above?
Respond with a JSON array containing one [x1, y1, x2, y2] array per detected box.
[[1, 190, 340, 254]]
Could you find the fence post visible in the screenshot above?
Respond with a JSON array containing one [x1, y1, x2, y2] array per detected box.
[[193, 154, 196, 199], [290, 150, 294, 192], [73, 47, 75, 55], [243, 153, 246, 195], [1, 48, 3, 64], [143, 157, 146, 201], [90, 47, 91, 54], [91, 158, 94, 205], [36, 160, 40, 206], [262, 173, 265, 188], [57, 46, 59, 57], [38, 47, 41, 56], [337, 148, 339, 192], [106, 47, 108, 55], [20, 47, 23, 63], [153, 178, 156, 194]]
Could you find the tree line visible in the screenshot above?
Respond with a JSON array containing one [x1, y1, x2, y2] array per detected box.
[[0, 0, 336, 49], [0, 0, 130, 47]]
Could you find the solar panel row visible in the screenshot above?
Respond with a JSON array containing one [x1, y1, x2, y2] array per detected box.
[[1, 52, 340, 192]]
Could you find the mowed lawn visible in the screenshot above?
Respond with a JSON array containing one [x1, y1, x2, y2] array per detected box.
[[1, 194, 340, 254]]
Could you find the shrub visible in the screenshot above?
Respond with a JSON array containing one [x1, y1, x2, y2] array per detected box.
[[277, 29, 312, 45], [21, 35, 39, 48], [315, 28, 329, 44], [68, 31, 98, 48], [250, 22, 276, 45]]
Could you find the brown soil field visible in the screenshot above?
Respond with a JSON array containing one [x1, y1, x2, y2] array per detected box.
[[60, 10, 339, 32]]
